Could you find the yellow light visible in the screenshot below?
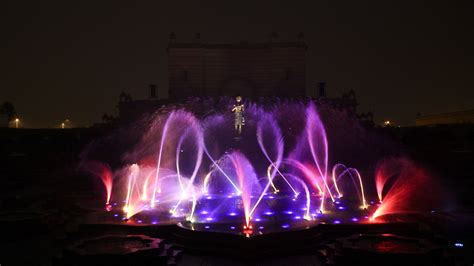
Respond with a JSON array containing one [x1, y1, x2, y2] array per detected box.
[[15, 118, 19, 122]]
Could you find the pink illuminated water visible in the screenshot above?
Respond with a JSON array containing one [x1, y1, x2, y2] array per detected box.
[[82, 100, 440, 233]]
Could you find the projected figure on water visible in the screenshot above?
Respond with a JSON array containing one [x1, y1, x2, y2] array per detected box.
[[232, 96, 245, 134]]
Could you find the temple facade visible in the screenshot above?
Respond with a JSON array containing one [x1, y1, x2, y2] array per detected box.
[[167, 41, 307, 99]]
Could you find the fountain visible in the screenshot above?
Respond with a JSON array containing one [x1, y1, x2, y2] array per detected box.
[[83, 98, 441, 238]]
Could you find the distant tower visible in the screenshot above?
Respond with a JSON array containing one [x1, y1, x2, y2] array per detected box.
[[318, 82, 326, 98], [169, 32, 176, 42], [297, 32, 304, 42], [149, 84, 157, 99]]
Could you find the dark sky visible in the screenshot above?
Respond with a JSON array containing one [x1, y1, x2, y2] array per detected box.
[[1, 0, 473, 128]]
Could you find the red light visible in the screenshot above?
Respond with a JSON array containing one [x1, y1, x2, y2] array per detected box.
[[243, 224, 253, 235]]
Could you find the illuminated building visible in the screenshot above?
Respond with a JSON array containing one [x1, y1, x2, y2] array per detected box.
[[168, 36, 306, 99]]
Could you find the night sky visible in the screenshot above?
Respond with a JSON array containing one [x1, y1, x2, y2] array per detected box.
[[1, 0, 473, 128]]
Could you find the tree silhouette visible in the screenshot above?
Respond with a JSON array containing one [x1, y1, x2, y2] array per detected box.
[[0, 101, 17, 121]]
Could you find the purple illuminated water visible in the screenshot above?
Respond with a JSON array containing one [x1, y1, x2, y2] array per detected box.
[[86, 100, 407, 236]]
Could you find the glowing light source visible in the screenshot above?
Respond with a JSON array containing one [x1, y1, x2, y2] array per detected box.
[[454, 243, 464, 248]]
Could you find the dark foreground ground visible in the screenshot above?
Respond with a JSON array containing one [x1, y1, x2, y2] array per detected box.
[[0, 125, 473, 265]]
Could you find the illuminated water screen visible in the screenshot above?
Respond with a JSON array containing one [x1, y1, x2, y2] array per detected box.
[[86, 99, 439, 236]]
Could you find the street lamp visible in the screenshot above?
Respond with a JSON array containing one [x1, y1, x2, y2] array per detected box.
[[61, 122, 65, 129], [14, 118, 19, 128]]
